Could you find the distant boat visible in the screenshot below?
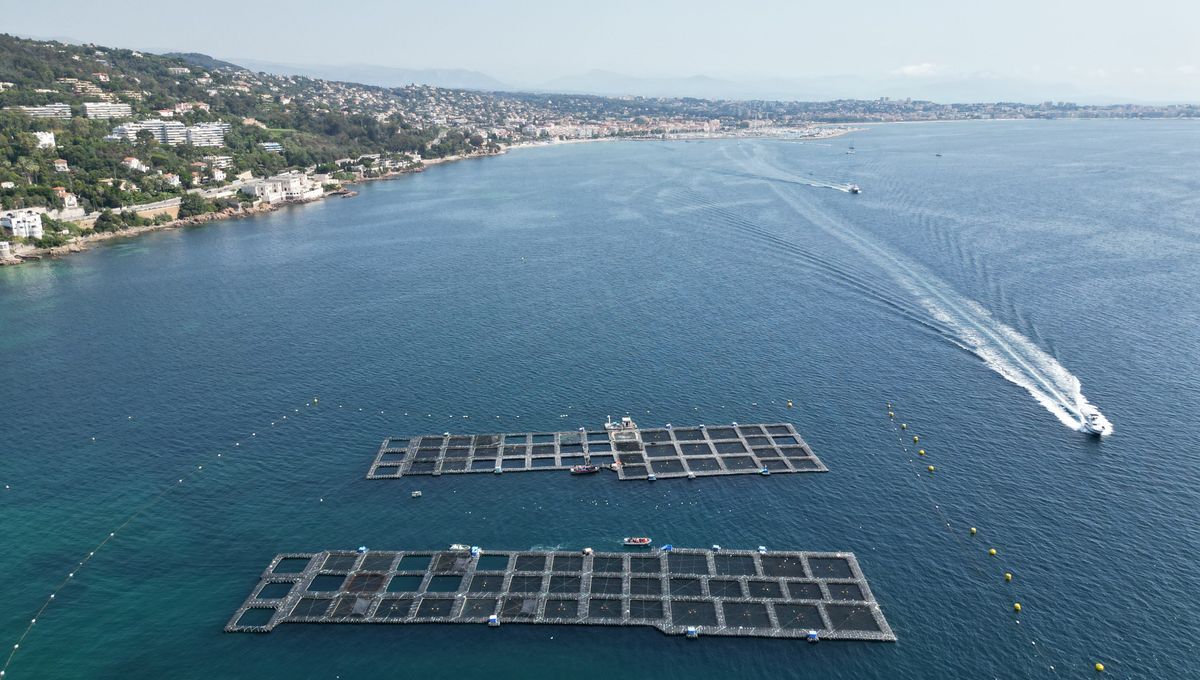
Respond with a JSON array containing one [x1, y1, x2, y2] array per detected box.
[[622, 537, 652, 547], [935, 153, 943, 157], [570, 464, 600, 475], [848, 185, 862, 194]]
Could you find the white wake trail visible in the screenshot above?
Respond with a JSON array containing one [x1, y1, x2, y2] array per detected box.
[[739, 150, 1108, 435]]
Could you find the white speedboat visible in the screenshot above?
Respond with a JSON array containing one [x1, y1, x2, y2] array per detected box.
[[1080, 407, 1112, 436], [848, 184, 861, 194]]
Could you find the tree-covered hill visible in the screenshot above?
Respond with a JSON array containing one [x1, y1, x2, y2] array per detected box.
[[0, 33, 492, 218]]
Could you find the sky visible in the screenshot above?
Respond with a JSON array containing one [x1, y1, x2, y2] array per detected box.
[[7, 0, 1199, 102]]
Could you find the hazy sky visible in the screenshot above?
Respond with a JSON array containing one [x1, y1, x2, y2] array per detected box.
[[8, 0, 1199, 101]]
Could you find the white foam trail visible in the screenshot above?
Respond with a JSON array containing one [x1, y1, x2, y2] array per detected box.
[[739, 150, 1109, 435]]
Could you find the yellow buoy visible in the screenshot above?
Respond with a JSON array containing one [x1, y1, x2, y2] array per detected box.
[[969, 527, 977, 535], [918, 449, 926, 455], [887, 411, 894, 418], [1013, 603, 1022, 612], [900, 423, 908, 430], [988, 548, 997, 556], [1004, 572, 1013, 582], [1094, 662, 1105, 672], [913, 435, 919, 443], [927, 465, 936, 472]]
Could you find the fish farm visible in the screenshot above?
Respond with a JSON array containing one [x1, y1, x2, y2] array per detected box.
[[366, 417, 827, 481], [227, 546, 894, 642]]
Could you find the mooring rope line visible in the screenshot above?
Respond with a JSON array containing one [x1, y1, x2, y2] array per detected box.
[[0, 394, 349, 678], [884, 403, 1076, 674]]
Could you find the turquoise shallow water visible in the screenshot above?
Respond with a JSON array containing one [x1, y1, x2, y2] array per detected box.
[[1, 120, 1198, 678]]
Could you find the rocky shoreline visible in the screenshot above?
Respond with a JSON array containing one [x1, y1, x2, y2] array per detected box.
[[2, 199, 297, 264]]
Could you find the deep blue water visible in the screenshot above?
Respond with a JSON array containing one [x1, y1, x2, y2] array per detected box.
[[1, 120, 1198, 678]]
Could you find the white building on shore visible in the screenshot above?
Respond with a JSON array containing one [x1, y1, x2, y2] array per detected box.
[[1, 210, 44, 239], [34, 131, 56, 149], [0, 241, 12, 259], [239, 171, 323, 204], [83, 102, 133, 119]]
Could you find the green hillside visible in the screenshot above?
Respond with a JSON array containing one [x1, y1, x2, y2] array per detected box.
[[0, 33, 486, 226]]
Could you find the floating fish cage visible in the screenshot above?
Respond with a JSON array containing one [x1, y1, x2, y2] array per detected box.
[[226, 546, 893, 642], [366, 419, 827, 481]]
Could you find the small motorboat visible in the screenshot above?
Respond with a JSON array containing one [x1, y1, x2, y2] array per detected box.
[[622, 537, 652, 547], [411, 490, 422, 498], [848, 184, 862, 194], [570, 464, 600, 475], [1080, 406, 1113, 436]]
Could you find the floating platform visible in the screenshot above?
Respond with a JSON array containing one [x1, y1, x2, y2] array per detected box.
[[226, 546, 893, 642], [366, 418, 827, 481]]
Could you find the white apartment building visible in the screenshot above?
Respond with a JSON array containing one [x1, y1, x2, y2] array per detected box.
[[8, 103, 72, 119], [107, 119, 220, 146], [1, 210, 44, 239], [83, 102, 133, 119], [34, 131, 56, 149], [162, 121, 189, 145], [185, 122, 229, 147], [108, 119, 175, 143]]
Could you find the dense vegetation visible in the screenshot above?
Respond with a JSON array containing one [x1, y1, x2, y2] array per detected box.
[[0, 33, 489, 216]]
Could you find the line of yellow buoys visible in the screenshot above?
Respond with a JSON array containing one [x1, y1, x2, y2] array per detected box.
[[885, 402, 1106, 674]]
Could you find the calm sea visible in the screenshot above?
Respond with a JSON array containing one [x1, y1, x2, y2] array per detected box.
[[1, 120, 1197, 678]]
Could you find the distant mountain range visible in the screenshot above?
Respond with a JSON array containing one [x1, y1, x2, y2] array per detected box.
[[8, 32, 1185, 104], [209, 60, 1123, 104], [536, 69, 1102, 104], [143, 49, 1172, 105]]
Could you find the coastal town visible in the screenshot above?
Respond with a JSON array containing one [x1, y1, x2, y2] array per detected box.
[[2, 32, 1198, 265]]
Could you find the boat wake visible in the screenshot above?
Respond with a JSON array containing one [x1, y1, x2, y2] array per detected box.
[[726, 146, 1110, 435]]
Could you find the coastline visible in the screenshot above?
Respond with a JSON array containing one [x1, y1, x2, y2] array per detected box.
[[0, 129, 853, 268]]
